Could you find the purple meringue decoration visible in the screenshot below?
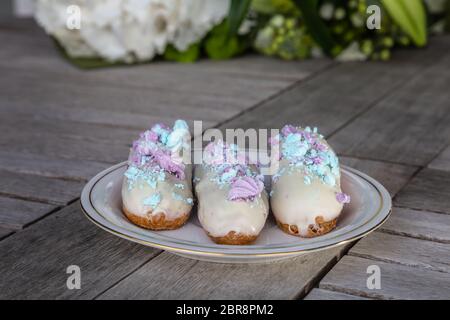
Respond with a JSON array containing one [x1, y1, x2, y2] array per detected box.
[[151, 149, 185, 180], [281, 125, 298, 137], [311, 156, 323, 165], [301, 130, 312, 141], [141, 130, 159, 142], [129, 154, 141, 166], [336, 192, 351, 204], [228, 176, 264, 201], [313, 141, 328, 152]]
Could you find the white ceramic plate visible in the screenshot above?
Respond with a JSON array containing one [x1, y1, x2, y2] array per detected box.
[[81, 162, 391, 263]]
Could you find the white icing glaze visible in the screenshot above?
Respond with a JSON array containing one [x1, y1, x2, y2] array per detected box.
[[122, 166, 193, 221], [271, 158, 343, 236], [194, 165, 269, 238]]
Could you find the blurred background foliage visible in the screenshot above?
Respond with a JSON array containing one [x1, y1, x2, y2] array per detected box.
[[40, 0, 450, 67], [214, 0, 449, 62]]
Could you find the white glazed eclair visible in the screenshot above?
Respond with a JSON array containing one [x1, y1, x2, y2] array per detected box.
[[194, 141, 269, 245], [122, 120, 193, 230], [270, 125, 350, 238]]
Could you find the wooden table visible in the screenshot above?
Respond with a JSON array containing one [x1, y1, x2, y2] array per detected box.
[[0, 19, 449, 300]]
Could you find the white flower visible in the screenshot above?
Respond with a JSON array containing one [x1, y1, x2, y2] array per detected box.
[[35, 0, 97, 58], [35, 0, 230, 62], [173, 0, 229, 51]]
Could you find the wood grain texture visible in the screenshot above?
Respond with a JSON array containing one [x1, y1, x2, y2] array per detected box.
[[428, 145, 450, 172], [0, 202, 160, 299], [0, 196, 55, 229], [0, 32, 310, 129], [0, 116, 140, 146], [98, 245, 350, 300], [0, 69, 241, 123], [349, 232, 450, 273], [0, 227, 13, 240], [0, 150, 110, 181], [304, 288, 370, 300], [319, 256, 450, 300], [219, 39, 449, 136], [187, 55, 333, 80], [329, 50, 450, 166], [0, 32, 307, 114], [340, 157, 417, 196], [380, 207, 450, 244], [0, 130, 130, 164], [395, 168, 450, 214], [0, 170, 84, 205], [0, 101, 199, 131]]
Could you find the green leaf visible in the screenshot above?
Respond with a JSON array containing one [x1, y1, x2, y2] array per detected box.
[[252, 0, 278, 14], [228, 0, 252, 36], [292, 0, 337, 56], [163, 44, 200, 63], [252, 0, 300, 15], [381, 0, 427, 46], [205, 32, 241, 60], [205, 20, 247, 60]]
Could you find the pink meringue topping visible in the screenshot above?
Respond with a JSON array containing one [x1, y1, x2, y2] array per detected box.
[[150, 149, 185, 180], [228, 176, 264, 202]]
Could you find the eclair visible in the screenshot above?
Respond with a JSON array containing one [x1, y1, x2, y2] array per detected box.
[[194, 141, 269, 245], [122, 120, 193, 230], [270, 125, 350, 238]]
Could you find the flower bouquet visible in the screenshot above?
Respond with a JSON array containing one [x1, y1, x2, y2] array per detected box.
[[34, 0, 450, 68]]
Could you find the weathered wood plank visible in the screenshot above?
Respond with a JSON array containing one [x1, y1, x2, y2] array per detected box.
[[0, 39, 295, 105], [0, 202, 160, 299], [395, 168, 450, 214], [0, 150, 110, 181], [219, 39, 449, 136], [340, 157, 417, 196], [0, 116, 139, 146], [0, 18, 47, 37], [428, 145, 450, 172], [0, 170, 84, 205], [0, 101, 202, 130], [0, 70, 241, 122], [0, 131, 129, 164], [349, 232, 450, 273], [319, 256, 450, 300], [0, 227, 13, 240], [98, 245, 350, 300], [304, 288, 370, 300], [379, 207, 450, 244], [329, 52, 450, 166], [190, 55, 333, 81], [0, 196, 55, 229]]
